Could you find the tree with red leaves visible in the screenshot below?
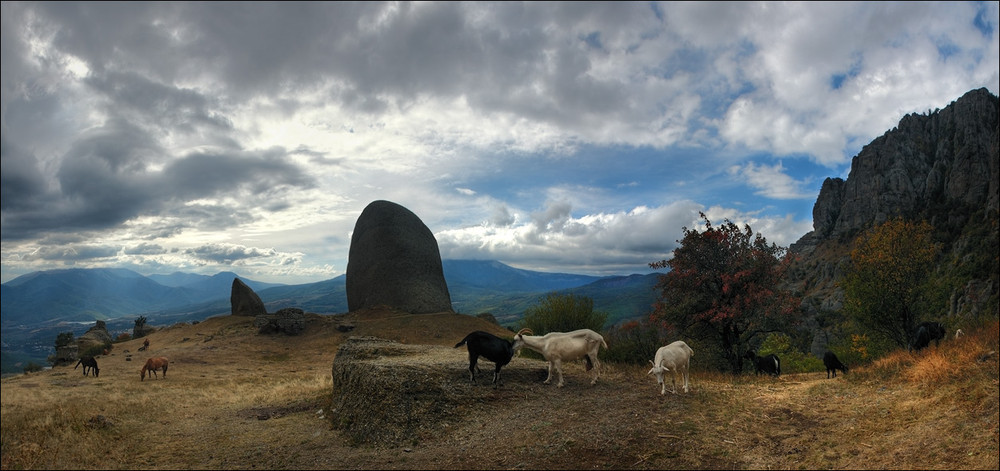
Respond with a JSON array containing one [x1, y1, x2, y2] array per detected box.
[[650, 213, 800, 374]]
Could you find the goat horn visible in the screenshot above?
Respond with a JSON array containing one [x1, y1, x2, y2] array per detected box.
[[516, 328, 533, 336]]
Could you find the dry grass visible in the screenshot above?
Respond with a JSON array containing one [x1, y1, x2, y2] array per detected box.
[[2, 312, 997, 470]]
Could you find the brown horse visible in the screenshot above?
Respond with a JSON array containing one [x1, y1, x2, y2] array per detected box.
[[140, 357, 169, 381]]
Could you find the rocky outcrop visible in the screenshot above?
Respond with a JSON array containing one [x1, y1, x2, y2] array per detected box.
[[812, 177, 846, 239], [806, 88, 998, 243], [54, 344, 79, 365], [346, 200, 453, 314], [254, 307, 306, 335], [231, 278, 267, 317], [787, 88, 999, 354], [77, 321, 113, 356]]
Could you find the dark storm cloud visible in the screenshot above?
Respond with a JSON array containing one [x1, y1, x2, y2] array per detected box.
[[2, 1, 996, 283], [185, 244, 278, 264], [1, 116, 314, 241], [23, 244, 119, 262], [0, 138, 51, 213], [85, 71, 233, 135], [25, 2, 642, 123], [163, 148, 315, 199], [291, 146, 343, 166], [124, 243, 166, 256]]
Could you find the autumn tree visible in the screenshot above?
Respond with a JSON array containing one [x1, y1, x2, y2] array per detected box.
[[841, 218, 940, 351], [650, 213, 800, 374]]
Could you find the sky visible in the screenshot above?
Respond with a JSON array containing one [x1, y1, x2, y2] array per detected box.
[[2, 2, 998, 285]]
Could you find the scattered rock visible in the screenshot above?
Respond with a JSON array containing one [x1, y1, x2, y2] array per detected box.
[[86, 414, 114, 429], [254, 308, 307, 335]]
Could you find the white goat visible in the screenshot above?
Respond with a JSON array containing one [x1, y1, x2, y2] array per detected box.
[[511, 328, 608, 388], [647, 340, 694, 395]]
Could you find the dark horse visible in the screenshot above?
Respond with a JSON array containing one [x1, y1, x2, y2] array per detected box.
[[141, 357, 169, 381], [75, 357, 100, 377]]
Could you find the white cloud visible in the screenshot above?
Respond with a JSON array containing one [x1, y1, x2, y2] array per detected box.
[[728, 162, 813, 200], [1, 2, 995, 283]]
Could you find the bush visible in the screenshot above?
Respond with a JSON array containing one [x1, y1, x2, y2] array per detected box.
[[55, 332, 75, 349], [518, 293, 608, 334], [23, 362, 43, 374], [515, 293, 609, 362], [758, 332, 824, 374], [115, 332, 132, 342], [603, 319, 673, 365], [81, 343, 110, 358]]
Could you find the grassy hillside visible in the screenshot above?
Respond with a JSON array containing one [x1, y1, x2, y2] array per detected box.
[[2, 312, 996, 470]]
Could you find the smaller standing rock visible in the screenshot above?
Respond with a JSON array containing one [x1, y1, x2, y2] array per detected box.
[[231, 278, 267, 317]]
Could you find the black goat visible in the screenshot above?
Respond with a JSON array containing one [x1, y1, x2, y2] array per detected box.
[[454, 331, 516, 388], [823, 351, 848, 378], [911, 321, 946, 352], [744, 350, 780, 377], [74, 356, 100, 377]]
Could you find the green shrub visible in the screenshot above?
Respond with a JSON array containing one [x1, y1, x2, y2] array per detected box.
[[603, 319, 673, 365], [518, 293, 608, 334], [80, 343, 110, 358], [23, 362, 43, 374], [55, 332, 75, 349], [758, 332, 824, 374], [515, 293, 608, 362]]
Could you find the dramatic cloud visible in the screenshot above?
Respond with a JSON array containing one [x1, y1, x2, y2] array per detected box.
[[1, 2, 997, 283]]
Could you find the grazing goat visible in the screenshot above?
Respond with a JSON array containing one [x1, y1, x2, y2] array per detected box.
[[512, 328, 608, 388], [141, 357, 169, 381], [454, 331, 516, 388], [744, 350, 780, 377], [823, 351, 848, 378], [955, 329, 965, 339], [911, 321, 946, 352], [74, 356, 100, 377], [648, 340, 694, 395]]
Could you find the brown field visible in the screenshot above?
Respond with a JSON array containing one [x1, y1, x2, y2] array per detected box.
[[2, 311, 998, 470]]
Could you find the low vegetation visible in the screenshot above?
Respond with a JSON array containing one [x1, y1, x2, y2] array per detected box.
[[2, 312, 996, 470]]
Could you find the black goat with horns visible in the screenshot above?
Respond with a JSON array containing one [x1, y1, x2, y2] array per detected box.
[[454, 331, 517, 388]]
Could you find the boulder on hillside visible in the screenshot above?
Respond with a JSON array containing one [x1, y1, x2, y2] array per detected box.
[[54, 344, 79, 366], [346, 200, 453, 314], [77, 321, 113, 356], [255, 307, 307, 335], [231, 278, 267, 317]]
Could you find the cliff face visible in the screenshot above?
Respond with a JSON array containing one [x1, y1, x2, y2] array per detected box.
[[812, 88, 998, 240], [787, 88, 999, 353]]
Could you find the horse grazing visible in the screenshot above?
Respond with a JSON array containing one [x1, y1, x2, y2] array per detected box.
[[140, 357, 169, 381], [75, 356, 100, 377]]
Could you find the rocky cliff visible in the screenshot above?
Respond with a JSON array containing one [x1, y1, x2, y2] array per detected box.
[[787, 88, 999, 353]]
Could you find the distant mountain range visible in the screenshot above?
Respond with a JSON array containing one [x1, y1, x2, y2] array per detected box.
[[1, 260, 662, 374]]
